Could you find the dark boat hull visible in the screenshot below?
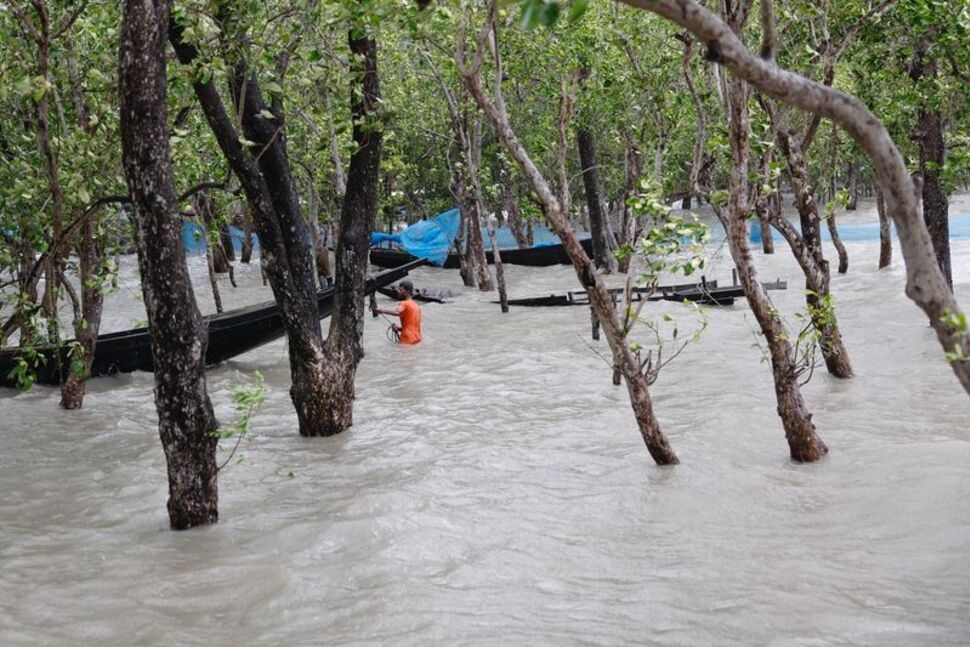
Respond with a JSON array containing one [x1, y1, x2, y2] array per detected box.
[[1, 261, 420, 388], [501, 280, 747, 308], [369, 238, 594, 269]]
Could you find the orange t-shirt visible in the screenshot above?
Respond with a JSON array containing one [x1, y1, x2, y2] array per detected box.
[[398, 299, 422, 344]]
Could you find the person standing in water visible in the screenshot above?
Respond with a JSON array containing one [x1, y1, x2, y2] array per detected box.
[[374, 280, 422, 344]]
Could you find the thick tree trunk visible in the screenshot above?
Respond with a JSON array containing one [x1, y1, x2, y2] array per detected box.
[[171, 17, 346, 436], [577, 128, 616, 273], [307, 29, 384, 435], [120, 0, 218, 529]]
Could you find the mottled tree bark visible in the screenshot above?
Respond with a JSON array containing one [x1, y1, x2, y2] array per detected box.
[[171, 14, 345, 436], [911, 39, 951, 288], [305, 31, 384, 433], [577, 128, 616, 273], [120, 0, 218, 529], [60, 212, 104, 409]]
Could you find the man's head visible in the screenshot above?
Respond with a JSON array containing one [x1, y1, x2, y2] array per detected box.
[[398, 280, 414, 297]]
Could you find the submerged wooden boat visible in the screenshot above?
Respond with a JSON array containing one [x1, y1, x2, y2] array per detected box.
[[369, 238, 595, 269], [501, 276, 785, 308], [1, 261, 421, 388]]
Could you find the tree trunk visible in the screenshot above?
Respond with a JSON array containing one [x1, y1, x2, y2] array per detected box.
[[467, 119, 495, 291], [911, 42, 951, 288], [846, 160, 859, 210], [60, 214, 105, 409], [305, 29, 384, 435], [197, 192, 230, 274], [460, 29, 678, 465], [171, 16, 342, 436], [617, 130, 642, 273], [752, 150, 775, 254], [120, 0, 218, 529], [486, 221, 509, 312], [577, 128, 616, 273], [876, 184, 892, 268], [240, 201, 254, 263], [826, 211, 849, 274], [775, 130, 853, 379], [722, 65, 827, 462]]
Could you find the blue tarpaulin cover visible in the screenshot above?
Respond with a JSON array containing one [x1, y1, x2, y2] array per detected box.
[[183, 223, 260, 255], [370, 208, 462, 267]]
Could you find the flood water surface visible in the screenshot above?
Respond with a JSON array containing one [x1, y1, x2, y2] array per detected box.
[[2, 197, 970, 645]]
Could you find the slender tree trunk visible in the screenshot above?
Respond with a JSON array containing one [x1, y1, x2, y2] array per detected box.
[[876, 184, 892, 268], [617, 129, 642, 272], [776, 130, 853, 379], [459, 15, 678, 464], [467, 119, 495, 291], [60, 214, 104, 409], [753, 149, 775, 254], [500, 159, 531, 248], [846, 160, 859, 210], [827, 132, 849, 274], [577, 128, 616, 273], [120, 0, 218, 529], [721, 49, 827, 462], [240, 201, 254, 263]]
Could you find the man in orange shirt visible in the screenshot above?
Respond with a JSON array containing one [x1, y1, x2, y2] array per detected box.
[[374, 280, 422, 344]]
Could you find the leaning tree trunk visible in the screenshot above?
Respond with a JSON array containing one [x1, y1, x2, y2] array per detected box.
[[618, 0, 970, 395], [776, 130, 853, 379], [459, 21, 678, 464], [120, 0, 218, 529], [577, 128, 617, 273], [722, 61, 827, 462], [308, 29, 384, 434], [171, 14, 340, 436]]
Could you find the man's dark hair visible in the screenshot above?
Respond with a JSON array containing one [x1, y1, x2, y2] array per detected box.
[[399, 280, 414, 294]]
